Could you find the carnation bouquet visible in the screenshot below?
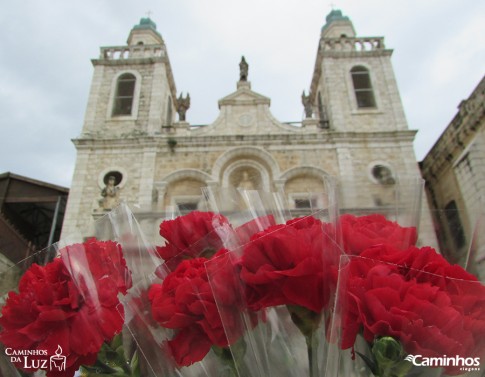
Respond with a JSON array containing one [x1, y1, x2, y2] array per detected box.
[[2, 173, 484, 377]]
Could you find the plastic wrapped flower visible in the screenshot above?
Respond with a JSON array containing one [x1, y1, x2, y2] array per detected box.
[[239, 216, 340, 377], [148, 249, 248, 368], [240, 216, 337, 314], [0, 239, 134, 377]]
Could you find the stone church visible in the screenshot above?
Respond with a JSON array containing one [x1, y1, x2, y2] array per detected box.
[[61, 10, 436, 246]]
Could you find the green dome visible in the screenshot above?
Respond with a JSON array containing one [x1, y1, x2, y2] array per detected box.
[[133, 17, 157, 31], [321, 9, 351, 33], [326, 9, 349, 24]]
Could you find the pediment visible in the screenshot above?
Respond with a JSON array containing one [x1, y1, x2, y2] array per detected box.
[[218, 83, 270, 108], [188, 81, 304, 136]]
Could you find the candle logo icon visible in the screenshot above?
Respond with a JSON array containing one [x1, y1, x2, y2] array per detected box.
[[49, 345, 66, 371]]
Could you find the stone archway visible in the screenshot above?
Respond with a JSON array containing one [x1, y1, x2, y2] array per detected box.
[[212, 146, 280, 190]]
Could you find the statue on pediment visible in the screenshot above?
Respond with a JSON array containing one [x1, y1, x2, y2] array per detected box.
[[239, 56, 249, 82]]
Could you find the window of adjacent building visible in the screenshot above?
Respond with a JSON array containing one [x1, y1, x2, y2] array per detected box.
[[444, 200, 466, 249], [113, 73, 136, 116], [351, 66, 376, 108]]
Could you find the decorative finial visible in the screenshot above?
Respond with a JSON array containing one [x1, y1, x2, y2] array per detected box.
[[146, 10, 153, 18], [301, 90, 313, 118], [239, 56, 249, 82], [176, 92, 191, 121], [329, 2, 336, 10]]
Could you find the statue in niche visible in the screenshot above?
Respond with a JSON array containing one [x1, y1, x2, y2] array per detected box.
[[99, 175, 121, 210], [239, 56, 249, 81], [237, 170, 255, 190], [301, 90, 313, 118], [176, 92, 191, 121], [372, 165, 396, 185]]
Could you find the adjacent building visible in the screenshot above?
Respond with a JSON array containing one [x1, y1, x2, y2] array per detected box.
[[421, 75, 485, 277], [0, 172, 68, 302]]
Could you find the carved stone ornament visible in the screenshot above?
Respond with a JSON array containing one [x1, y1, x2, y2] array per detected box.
[[176, 92, 191, 121], [302, 90, 313, 118], [99, 175, 121, 210]]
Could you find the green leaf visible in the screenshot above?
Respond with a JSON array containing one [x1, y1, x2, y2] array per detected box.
[[110, 333, 123, 350], [356, 350, 378, 375], [130, 351, 140, 377]]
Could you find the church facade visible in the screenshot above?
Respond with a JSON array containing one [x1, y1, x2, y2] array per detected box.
[[62, 10, 435, 245]]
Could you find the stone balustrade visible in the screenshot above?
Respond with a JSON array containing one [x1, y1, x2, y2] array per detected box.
[[100, 45, 165, 60], [321, 37, 385, 52]]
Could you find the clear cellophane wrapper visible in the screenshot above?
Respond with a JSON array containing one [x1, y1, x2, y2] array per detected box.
[[203, 182, 341, 377]]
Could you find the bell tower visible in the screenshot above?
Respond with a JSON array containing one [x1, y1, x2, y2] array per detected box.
[[62, 18, 179, 238], [309, 9, 409, 133], [81, 17, 177, 137]]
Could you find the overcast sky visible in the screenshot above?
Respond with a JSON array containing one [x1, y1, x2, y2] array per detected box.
[[0, 0, 484, 188]]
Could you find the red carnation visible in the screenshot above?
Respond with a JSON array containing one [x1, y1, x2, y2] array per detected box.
[[240, 216, 338, 314], [156, 211, 230, 268], [339, 214, 417, 255], [148, 249, 245, 366], [0, 239, 131, 377]]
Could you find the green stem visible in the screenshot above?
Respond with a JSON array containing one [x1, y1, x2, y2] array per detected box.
[[305, 331, 320, 377], [306, 334, 314, 377], [212, 346, 239, 377], [80, 340, 139, 377], [287, 305, 321, 377]]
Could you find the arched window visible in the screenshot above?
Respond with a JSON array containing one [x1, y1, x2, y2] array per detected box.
[[350, 66, 376, 108], [113, 73, 136, 115]]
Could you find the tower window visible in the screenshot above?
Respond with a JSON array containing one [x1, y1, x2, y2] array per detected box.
[[113, 73, 136, 115], [351, 66, 376, 108]]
